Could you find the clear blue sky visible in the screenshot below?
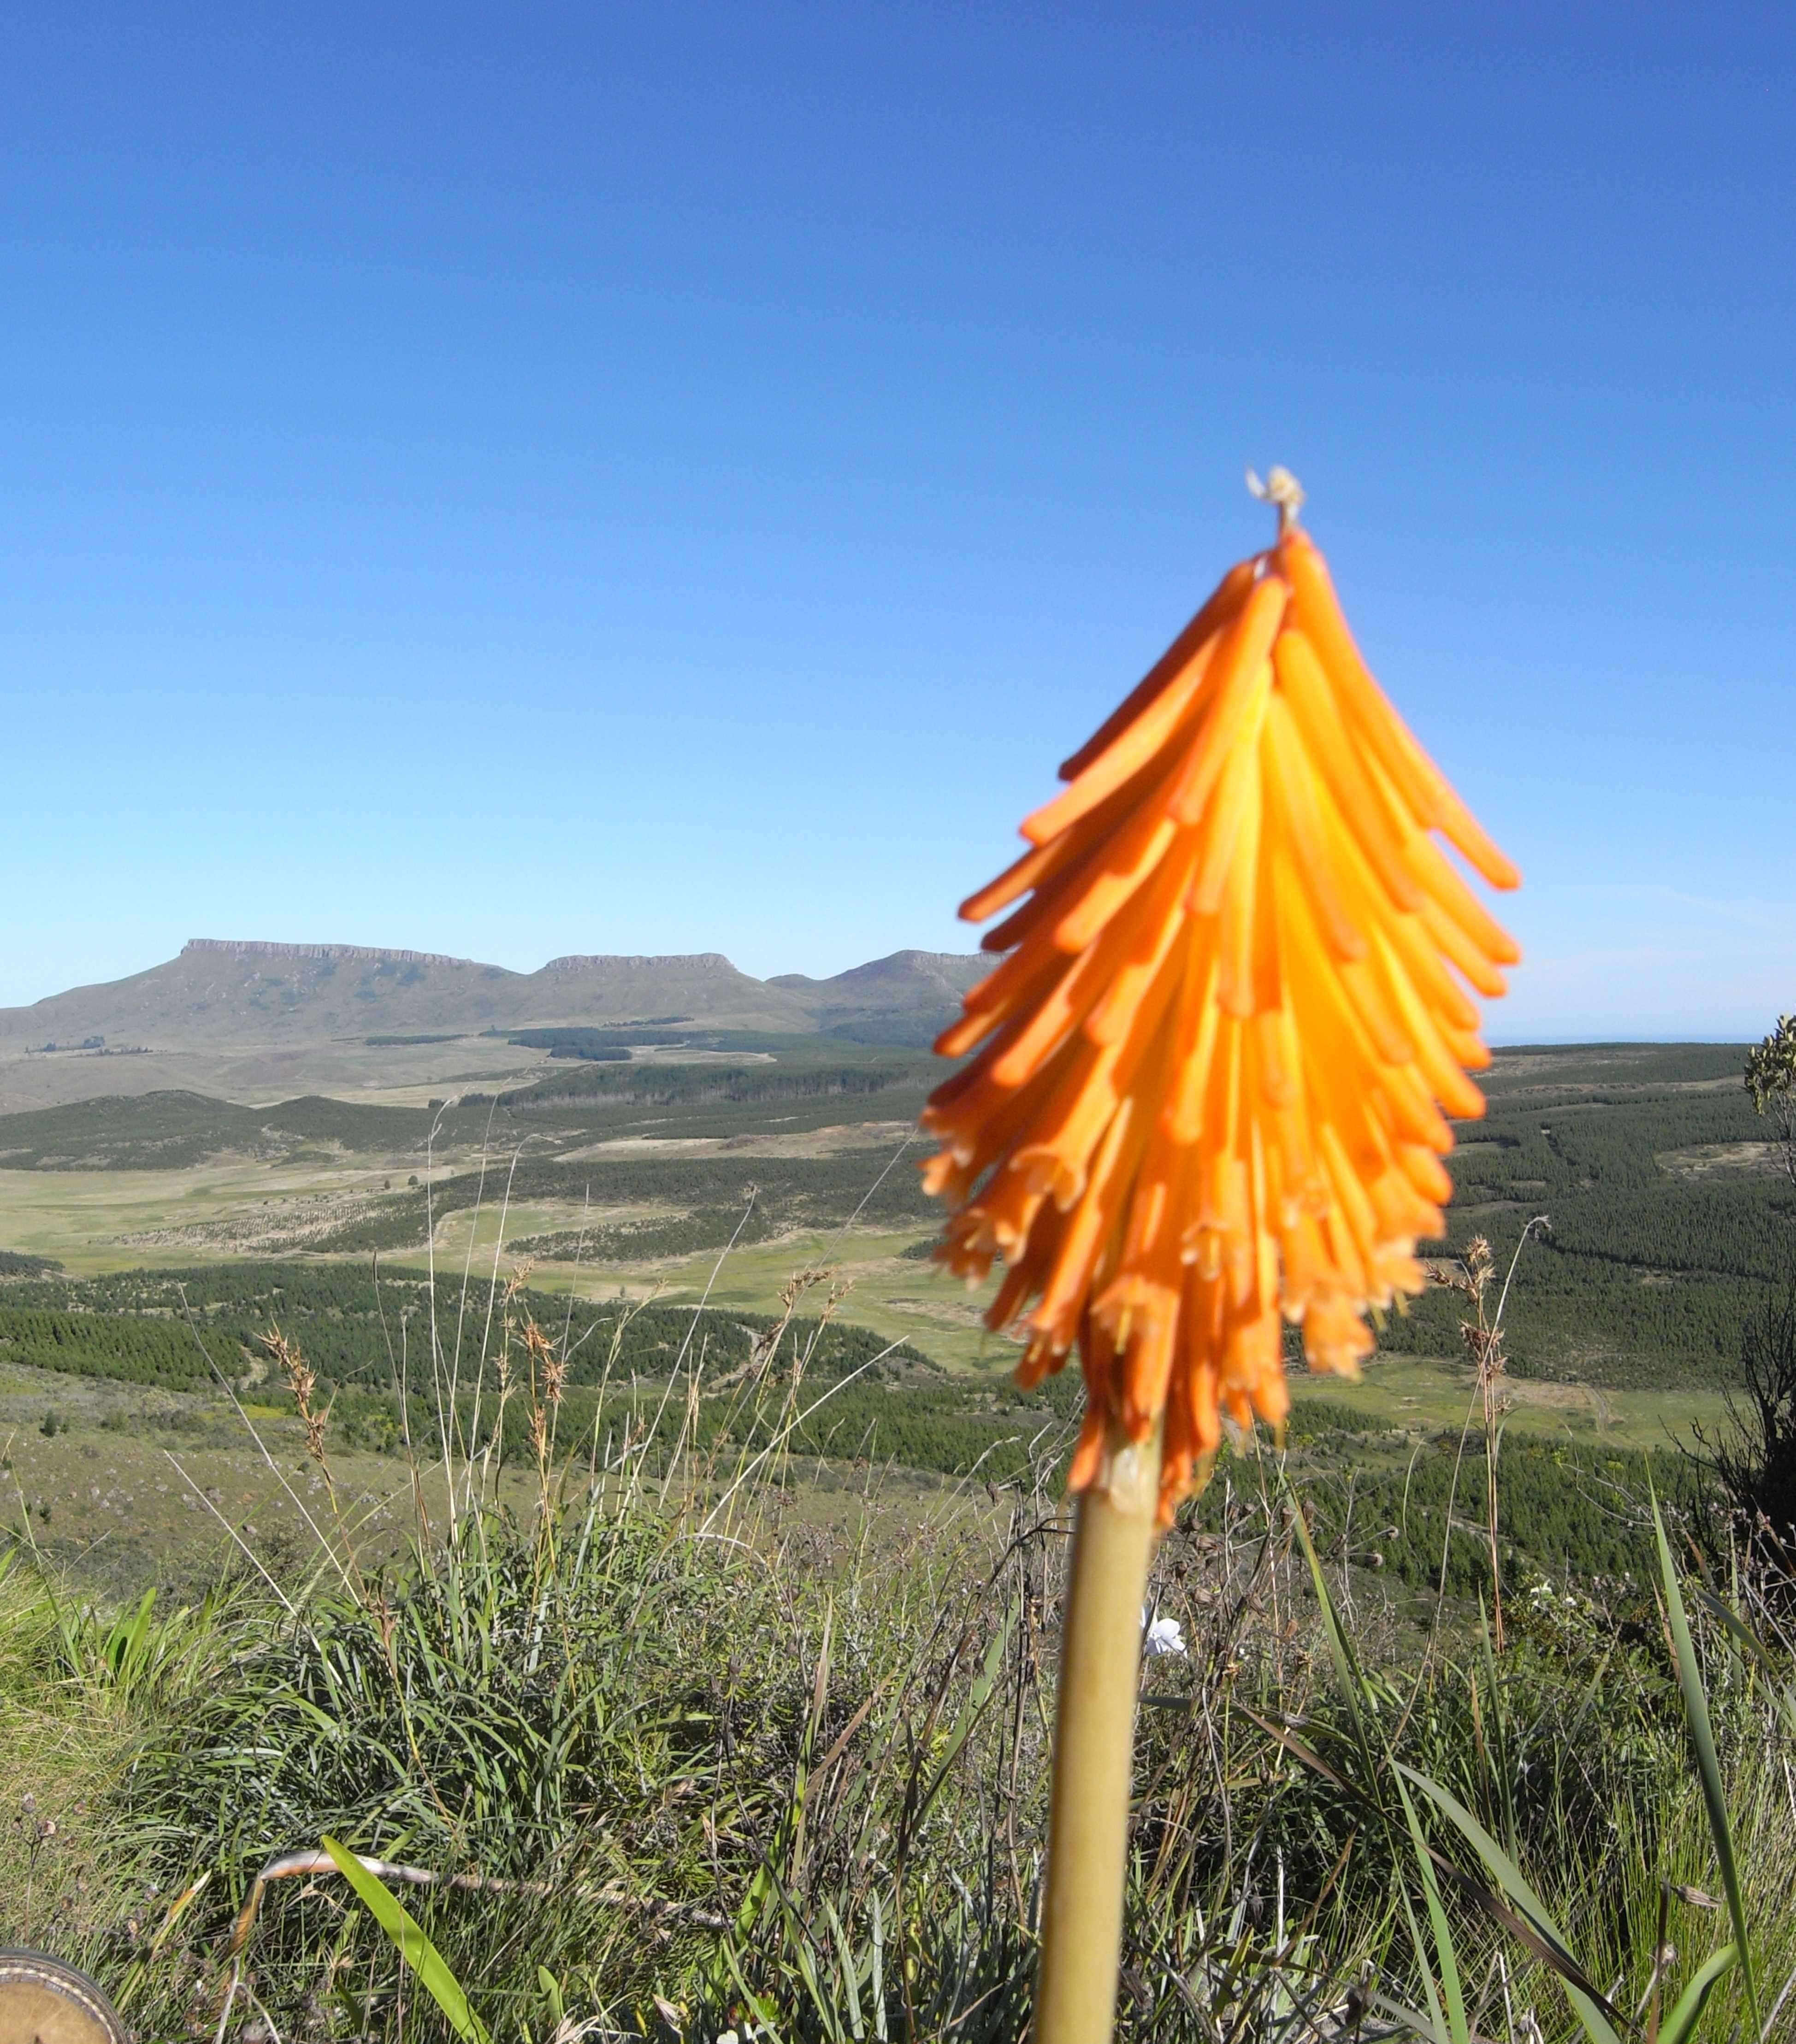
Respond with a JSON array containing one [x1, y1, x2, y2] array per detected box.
[[2, 5, 1791, 1040]]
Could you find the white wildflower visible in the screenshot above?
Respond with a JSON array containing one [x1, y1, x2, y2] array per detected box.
[[1142, 1613, 1187, 1659]]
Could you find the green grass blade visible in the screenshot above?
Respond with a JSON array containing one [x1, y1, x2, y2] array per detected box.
[[1372, 1989, 1452, 2044], [1289, 1501, 1462, 2042], [1657, 1943, 1736, 2044], [792, 1937, 840, 2043], [1475, 1603, 1517, 1856], [1692, 1585, 1796, 1742], [1395, 1880, 1450, 2044], [1395, 1761, 1621, 2044], [536, 1965, 565, 2031], [320, 1835, 491, 2044], [107, 1586, 156, 1685], [909, 1594, 1015, 1828], [825, 1899, 865, 2040], [870, 1891, 886, 2044], [721, 1943, 789, 2044], [1652, 1490, 1758, 2028], [1391, 1768, 1469, 2044], [1288, 1498, 1377, 1775]]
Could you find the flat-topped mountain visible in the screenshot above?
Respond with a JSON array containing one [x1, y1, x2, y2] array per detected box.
[[0, 939, 987, 1109], [0, 939, 876, 1045]]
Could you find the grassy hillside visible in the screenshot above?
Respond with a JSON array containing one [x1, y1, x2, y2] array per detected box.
[[2, 1301, 1786, 2044], [0, 1090, 437, 1169], [3, 1042, 1791, 2040], [0, 1036, 940, 1166]]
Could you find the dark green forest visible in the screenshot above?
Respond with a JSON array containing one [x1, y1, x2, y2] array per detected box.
[[0, 1090, 437, 1170], [1384, 1043, 1794, 1385], [0, 1264, 934, 1398], [503, 1025, 694, 1054], [488, 1059, 926, 1110]]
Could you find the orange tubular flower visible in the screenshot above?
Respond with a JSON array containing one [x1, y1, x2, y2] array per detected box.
[[922, 477, 1520, 1523]]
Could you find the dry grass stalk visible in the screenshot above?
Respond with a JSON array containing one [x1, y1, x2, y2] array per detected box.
[[1432, 1217, 1548, 1649], [259, 1324, 337, 1516]]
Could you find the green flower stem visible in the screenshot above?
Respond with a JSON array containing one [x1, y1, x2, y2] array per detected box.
[[1035, 1426, 1162, 2044]]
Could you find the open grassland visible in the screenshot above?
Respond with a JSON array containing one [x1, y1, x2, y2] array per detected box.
[[0, 1155, 417, 1271], [2, 1036, 1793, 2038], [0, 1359, 500, 1602], [0, 1350, 975, 1605]]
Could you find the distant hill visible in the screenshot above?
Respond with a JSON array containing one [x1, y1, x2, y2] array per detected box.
[[769, 950, 989, 1044], [0, 938, 987, 1107]]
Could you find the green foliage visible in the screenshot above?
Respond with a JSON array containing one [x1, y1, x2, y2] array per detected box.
[[1278, 1434, 1714, 1596], [0, 1303, 222, 1392], [508, 1206, 788, 1261], [490, 1059, 926, 1110], [1687, 1289, 1796, 1585], [9, 1034, 1796, 2040], [0, 1172, 1776, 2043], [320, 1838, 492, 2044], [0, 1238, 1737, 1566], [12, 1038, 1780, 1393], [505, 1026, 691, 1053], [0, 1247, 63, 1276], [1358, 1044, 1796, 1387], [1282, 1492, 1756, 2044], [1744, 1012, 1796, 1187], [1379, 1246, 1772, 1387], [0, 1261, 934, 1397], [12, 1434, 1796, 2043], [0, 1089, 435, 1169], [817, 1009, 957, 1048]]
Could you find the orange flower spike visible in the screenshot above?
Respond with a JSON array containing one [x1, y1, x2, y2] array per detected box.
[[923, 469, 1520, 1527]]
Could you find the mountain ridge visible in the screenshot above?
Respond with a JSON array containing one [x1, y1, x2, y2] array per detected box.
[[180, 938, 472, 968], [0, 939, 986, 1053]]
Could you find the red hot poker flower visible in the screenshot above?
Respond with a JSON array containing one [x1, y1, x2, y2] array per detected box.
[[922, 490, 1520, 1522]]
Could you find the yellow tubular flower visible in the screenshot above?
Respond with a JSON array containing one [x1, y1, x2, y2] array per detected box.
[[923, 500, 1519, 1524]]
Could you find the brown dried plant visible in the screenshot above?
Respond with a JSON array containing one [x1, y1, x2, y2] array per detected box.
[[520, 1315, 563, 1483], [1431, 1216, 1548, 1648], [260, 1325, 336, 1515]]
